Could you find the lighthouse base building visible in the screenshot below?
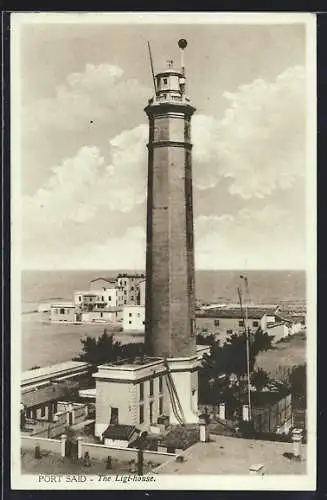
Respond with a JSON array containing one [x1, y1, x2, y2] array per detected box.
[[93, 346, 209, 438]]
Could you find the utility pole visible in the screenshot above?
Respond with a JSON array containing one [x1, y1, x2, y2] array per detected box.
[[238, 275, 252, 421]]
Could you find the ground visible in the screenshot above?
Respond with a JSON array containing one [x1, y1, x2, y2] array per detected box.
[[155, 434, 306, 475], [21, 449, 157, 475], [256, 331, 306, 378]]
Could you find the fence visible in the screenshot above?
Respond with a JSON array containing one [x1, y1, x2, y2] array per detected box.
[[80, 442, 175, 465], [21, 434, 175, 466], [252, 394, 292, 433], [21, 435, 62, 454]]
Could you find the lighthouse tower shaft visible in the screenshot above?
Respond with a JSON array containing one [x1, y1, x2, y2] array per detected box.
[[144, 67, 196, 359]]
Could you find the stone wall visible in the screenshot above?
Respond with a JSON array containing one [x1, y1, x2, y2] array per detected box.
[[80, 442, 175, 465], [21, 435, 62, 454]]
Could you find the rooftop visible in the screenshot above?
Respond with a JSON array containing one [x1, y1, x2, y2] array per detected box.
[[156, 434, 306, 475], [117, 273, 145, 279], [104, 355, 162, 368], [103, 424, 139, 441], [159, 425, 199, 450], [90, 277, 116, 283], [21, 380, 78, 409], [196, 307, 278, 320], [22, 361, 90, 385], [50, 303, 75, 308]]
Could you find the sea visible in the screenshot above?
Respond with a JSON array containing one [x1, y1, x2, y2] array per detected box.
[[21, 269, 305, 371]]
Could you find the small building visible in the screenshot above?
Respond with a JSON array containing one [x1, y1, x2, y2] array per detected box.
[[93, 346, 209, 437], [49, 303, 76, 323], [93, 357, 166, 437], [267, 322, 290, 343], [81, 307, 122, 324], [21, 380, 79, 421], [21, 361, 90, 391], [102, 424, 139, 447], [123, 305, 145, 332]]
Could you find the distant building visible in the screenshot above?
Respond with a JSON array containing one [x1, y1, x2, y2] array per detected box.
[[89, 277, 116, 291], [49, 303, 76, 323], [196, 306, 274, 332], [266, 322, 290, 343], [81, 308, 121, 324], [73, 292, 98, 310], [137, 279, 146, 307], [122, 305, 145, 331], [73, 285, 124, 322], [117, 273, 145, 306]]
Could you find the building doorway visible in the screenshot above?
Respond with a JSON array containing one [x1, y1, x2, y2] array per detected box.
[[110, 407, 119, 425]]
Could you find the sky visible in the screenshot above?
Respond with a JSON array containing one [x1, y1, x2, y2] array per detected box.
[[16, 16, 310, 270]]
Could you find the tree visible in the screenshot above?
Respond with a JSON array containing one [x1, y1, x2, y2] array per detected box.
[[250, 368, 270, 392], [74, 330, 145, 371], [74, 330, 123, 370], [198, 328, 274, 405]]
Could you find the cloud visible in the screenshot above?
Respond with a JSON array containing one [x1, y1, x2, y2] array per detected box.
[[194, 205, 305, 269], [24, 226, 146, 271], [21, 65, 306, 269], [192, 65, 305, 198], [24, 63, 151, 133], [22, 124, 148, 267]]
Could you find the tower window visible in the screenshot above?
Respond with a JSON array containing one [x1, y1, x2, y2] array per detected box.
[[214, 320, 220, 327], [149, 401, 153, 424], [159, 377, 163, 393], [140, 382, 144, 401], [139, 404, 144, 424], [150, 379, 154, 396], [163, 78, 168, 85], [159, 397, 163, 415]]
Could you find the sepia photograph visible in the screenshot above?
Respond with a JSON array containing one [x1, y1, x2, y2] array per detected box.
[[10, 12, 316, 490]]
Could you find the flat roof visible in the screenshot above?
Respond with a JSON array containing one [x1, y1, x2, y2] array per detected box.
[[22, 361, 89, 384], [103, 356, 162, 369], [196, 307, 277, 320], [22, 380, 78, 408], [156, 434, 306, 475], [50, 303, 75, 308]]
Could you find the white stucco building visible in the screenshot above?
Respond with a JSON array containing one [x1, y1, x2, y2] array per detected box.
[[122, 305, 145, 331]]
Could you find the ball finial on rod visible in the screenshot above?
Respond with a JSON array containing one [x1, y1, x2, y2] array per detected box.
[[178, 39, 187, 50]]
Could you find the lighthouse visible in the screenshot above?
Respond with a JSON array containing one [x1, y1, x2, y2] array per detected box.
[[93, 41, 204, 437], [144, 40, 199, 423]]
